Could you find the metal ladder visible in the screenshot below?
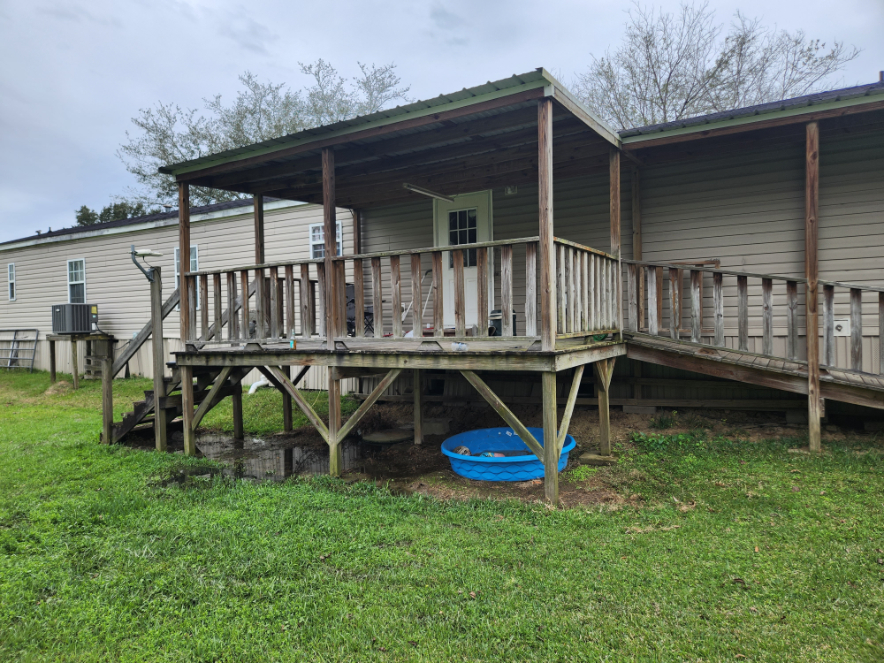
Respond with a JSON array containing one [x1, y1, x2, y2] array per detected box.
[[0, 329, 40, 372]]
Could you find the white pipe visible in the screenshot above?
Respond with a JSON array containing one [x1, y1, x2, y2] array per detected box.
[[248, 378, 271, 395]]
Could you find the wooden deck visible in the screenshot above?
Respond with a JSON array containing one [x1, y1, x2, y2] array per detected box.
[[624, 332, 884, 411]]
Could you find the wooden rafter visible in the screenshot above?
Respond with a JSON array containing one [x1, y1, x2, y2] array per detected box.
[[460, 370, 544, 458]]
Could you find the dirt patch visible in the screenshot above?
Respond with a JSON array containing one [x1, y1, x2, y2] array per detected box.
[[44, 381, 73, 396]]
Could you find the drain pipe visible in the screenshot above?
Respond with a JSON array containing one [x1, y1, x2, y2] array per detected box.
[[248, 378, 271, 395]]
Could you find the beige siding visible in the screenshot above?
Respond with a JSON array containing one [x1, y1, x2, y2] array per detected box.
[[0, 202, 353, 388]]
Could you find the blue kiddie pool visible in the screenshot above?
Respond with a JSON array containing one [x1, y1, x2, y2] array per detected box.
[[441, 427, 576, 481]]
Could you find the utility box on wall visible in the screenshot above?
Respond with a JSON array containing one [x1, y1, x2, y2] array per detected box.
[[833, 318, 851, 337], [51, 304, 98, 334]]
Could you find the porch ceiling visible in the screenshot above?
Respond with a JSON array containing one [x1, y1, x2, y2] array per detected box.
[[160, 69, 619, 209]]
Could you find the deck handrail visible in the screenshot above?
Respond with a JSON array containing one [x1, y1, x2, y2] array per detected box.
[[187, 257, 323, 278], [553, 237, 618, 261], [333, 236, 541, 262]]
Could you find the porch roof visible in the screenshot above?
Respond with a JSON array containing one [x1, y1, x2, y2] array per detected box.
[[159, 68, 620, 209]]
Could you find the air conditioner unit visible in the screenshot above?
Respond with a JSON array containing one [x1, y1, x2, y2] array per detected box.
[[52, 304, 98, 334]]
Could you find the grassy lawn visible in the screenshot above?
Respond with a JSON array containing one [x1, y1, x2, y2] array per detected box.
[[1, 371, 882, 661]]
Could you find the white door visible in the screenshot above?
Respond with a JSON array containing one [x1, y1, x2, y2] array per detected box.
[[433, 191, 493, 329]]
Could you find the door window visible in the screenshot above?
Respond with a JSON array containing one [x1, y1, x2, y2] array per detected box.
[[448, 208, 477, 267]]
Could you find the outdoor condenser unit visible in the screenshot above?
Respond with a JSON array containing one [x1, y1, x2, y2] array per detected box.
[[51, 303, 98, 334]]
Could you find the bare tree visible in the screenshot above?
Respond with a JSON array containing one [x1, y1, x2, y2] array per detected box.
[[117, 61, 410, 207], [574, 2, 860, 130]]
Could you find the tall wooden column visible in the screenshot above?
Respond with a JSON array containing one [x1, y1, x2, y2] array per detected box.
[[413, 369, 423, 445], [254, 193, 265, 264], [542, 371, 559, 504], [805, 122, 821, 451], [610, 149, 622, 334], [322, 148, 338, 343], [101, 357, 113, 444], [631, 166, 643, 399], [538, 99, 556, 352], [328, 375, 342, 475], [151, 267, 168, 452], [178, 183, 191, 342]]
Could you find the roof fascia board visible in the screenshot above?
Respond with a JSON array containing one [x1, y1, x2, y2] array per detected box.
[[538, 68, 620, 148], [622, 94, 884, 147], [0, 199, 305, 253], [165, 79, 551, 178]]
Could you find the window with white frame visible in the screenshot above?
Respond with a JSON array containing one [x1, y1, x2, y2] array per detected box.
[[174, 246, 200, 309], [7, 264, 15, 301], [67, 259, 86, 303], [309, 222, 343, 259]]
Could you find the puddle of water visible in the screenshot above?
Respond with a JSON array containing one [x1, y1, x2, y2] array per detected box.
[[195, 433, 367, 481]]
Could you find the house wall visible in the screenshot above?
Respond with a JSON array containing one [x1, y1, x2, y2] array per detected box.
[[0, 201, 355, 390]]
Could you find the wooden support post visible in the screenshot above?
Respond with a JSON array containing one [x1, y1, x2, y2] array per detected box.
[[594, 358, 615, 457], [49, 339, 56, 383], [411, 254, 423, 336], [181, 365, 196, 456], [328, 373, 342, 476], [477, 248, 489, 336], [805, 122, 821, 451], [501, 245, 513, 336], [453, 248, 466, 337], [390, 255, 403, 338], [254, 194, 265, 264], [786, 280, 798, 360], [232, 386, 244, 440], [322, 148, 337, 345], [850, 288, 863, 371], [713, 272, 724, 347], [178, 183, 191, 343], [525, 242, 537, 337], [737, 275, 749, 351], [282, 365, 293, 432], [557, 365, 585, 447], [632, 166, 644, 327], [413, 369, 422, 445], [71, 338, 79, 390], [762, 278, 773, 356], [538, 99, 556, 351], [101, 357, 113, 444], [150, 267, 168, 451], [610, 148, 622, 335], [542, 371, 559, 504]]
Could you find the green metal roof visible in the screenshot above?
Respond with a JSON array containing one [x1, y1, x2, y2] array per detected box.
[[160, 69, 572, 177]]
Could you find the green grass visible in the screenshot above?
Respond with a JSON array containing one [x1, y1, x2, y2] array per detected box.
[[1, 370, 883, 661]]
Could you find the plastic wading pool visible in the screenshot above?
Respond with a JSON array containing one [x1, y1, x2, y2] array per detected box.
[[441, 427, 576, 481]]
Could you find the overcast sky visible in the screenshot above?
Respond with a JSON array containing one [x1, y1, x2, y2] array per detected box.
[[0, 0, 881, 242]]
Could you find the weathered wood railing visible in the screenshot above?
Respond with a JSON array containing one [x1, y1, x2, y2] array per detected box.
[[623, 260, 884, 374], [553, 238, 621, 339]]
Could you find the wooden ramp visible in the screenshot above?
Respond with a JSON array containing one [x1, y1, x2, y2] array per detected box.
[[625, 332, 884, 411]]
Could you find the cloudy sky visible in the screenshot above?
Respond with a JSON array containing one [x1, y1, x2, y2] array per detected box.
[[0, 0, 881, 242]]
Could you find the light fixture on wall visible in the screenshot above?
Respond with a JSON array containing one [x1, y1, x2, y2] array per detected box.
[[402, 183, 454, 203], [129, 245, 164, 283]]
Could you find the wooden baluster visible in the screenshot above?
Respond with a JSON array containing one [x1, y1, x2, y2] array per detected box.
[[453, 248, 466, 337], [669, 268, 679, 340], [501, 245, 513, 337], [227, 272, 238, 340], [354, 258, 365, 337], [571, 249, 578, 333], [823, 284, 835, 366], [199, 275, 208, 339], [655, 267, 664, 332], [187, 276, 197, 342], [593, 254, 601, 331], [879, 292, 884, 374], [212, 273, 222, 341], [476, 248, 489, 337], [851, 288, 862, 371], [300, 264, 313, 337], [581, 252, 589, 332], [647, 266, 658, 336], [254, 268, 265, 340], [556, 244, 565, 334], [240, 270, 250, 340], [432, 251, 443, 337], [371, 257, 383, 338], [713, 272, 724, 347], [762, 278, 773, 356], [270, 267, 280, 339], [390, 255, 403, 338], [285, 265, 295, 338], [525, 243, 537, 337], [315, 264, 326, 338], [627, 263, 637, 332], [690, 270, 701, 343], [786, 280, 798, 360], [737, 275, 748, 351], [411, 254, 423, 336], [564, 248, 574, 333]]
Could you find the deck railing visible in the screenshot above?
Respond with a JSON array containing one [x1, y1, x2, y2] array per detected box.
[[623, 260, 884, 375], [183, 236, 623, 347]]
